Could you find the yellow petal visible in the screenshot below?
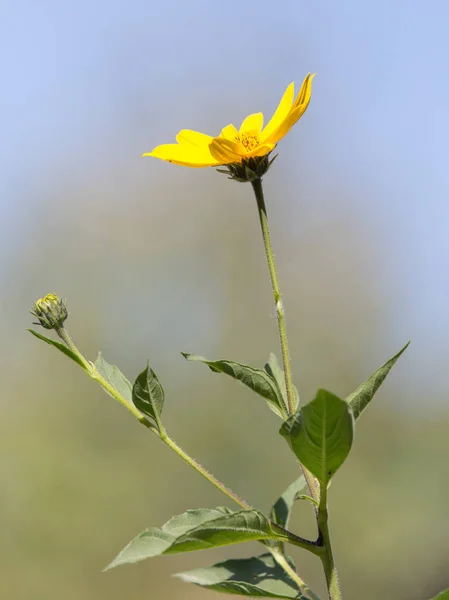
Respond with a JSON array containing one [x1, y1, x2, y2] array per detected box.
[[293, 73, 315, 110], [143, 143, 220, 168], [265, 104, 309, 146], [260, 82, 294, 143], [263, 74, 315, 145], [220, 124, 239, 140], [239, 112, 264, 134], [209, 137, 245, 164], [176, 129, 213, 148]]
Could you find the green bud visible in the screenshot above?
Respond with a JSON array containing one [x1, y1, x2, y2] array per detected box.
[[31, 293, 68, 330]]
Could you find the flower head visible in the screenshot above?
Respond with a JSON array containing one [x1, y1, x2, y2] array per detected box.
[[31, 293, 68, 330], [144, 74, 314, 176]]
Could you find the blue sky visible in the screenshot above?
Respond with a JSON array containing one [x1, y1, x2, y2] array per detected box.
[[3, 0, 449, 406], [3, 0, 448, 225]]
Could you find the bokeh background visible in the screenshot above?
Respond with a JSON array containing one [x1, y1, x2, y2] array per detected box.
[[2, 1, 449, 599]]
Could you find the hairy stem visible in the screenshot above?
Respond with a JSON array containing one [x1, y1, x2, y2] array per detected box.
[[270, 547, 321, 600], [159, 432, 252, 510], [251, 177, 295, 416], [251, 179, 319, 504], [56, 326, 255, 510], [56, 327, 156, 427]]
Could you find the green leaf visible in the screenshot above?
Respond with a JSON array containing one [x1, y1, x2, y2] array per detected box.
[[280, 389, 355, 484], [182, 353, 286, 418], [168, 509, 284, 554], [28, 329, 88, 371], [176, 553, 310, 598], [270, 476, 307, 529], [106, 508, 286, 570], [264, 353, 300, 413], [107, 508, 228, 569], [429, 591, 449, 600], [346, 342, 409, 420], [132, 361, 164, 424], [94, 352, 132, 402]]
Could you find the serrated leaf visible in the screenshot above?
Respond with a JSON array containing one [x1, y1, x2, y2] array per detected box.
[[346, 342, 409, 419], [28, 329, 88, 370], [132, 361, 164, 424], [270, 476, 307, 529], [176, 553, 311, 598], [106, 508, 286, 570], [280, 390, 355, 485], [94, 352, 132, 402], [430, 591, 449, 600], [182, 353, 286, 418], [264, 353, 300, 413]]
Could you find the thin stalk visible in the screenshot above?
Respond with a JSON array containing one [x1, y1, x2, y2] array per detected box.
[[251, 179, 320, 504], [56, 327, 153, 428], [251, 178, 295, 417], [270, 547, 321, 600], [56, 326, 253, 510], [56, 327, 92, 371], [160, 433, 252, 510], [318, 483, 342, 600]]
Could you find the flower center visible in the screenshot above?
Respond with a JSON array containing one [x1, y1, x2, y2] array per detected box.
[[235, 133, 260, 152]]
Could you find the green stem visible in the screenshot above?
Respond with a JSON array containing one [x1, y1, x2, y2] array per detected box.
[[56, 327, 154, 428], [270, 547, 321, 600], [318, 483, 342, 600], [159, 432, 252, 510], [56, 326, 254, 510], [56, 327, 92, 371], [251, 178, 295, 417], [251, 179, 320, 505]]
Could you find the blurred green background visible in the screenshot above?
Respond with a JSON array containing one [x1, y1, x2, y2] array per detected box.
[[2, 1, 449, 599]]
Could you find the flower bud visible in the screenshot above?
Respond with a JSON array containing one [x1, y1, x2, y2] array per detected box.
[[31, 293, 68, 330]]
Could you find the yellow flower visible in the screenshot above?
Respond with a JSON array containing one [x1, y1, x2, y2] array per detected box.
[[144, 74, 315, 169]]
